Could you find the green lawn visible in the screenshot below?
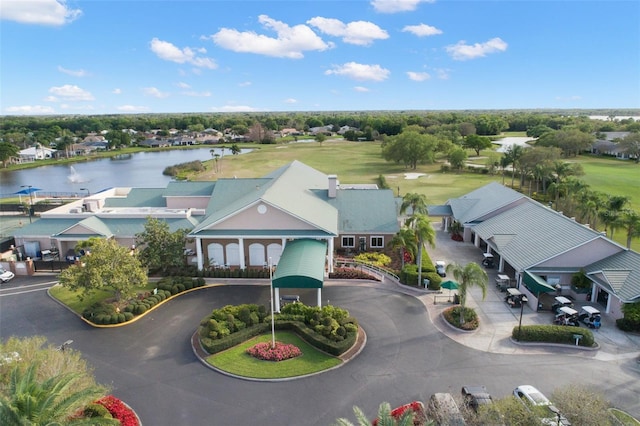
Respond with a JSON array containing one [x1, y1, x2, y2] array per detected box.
[[206, 331, 342, 379], [48, 281, 157, 314]]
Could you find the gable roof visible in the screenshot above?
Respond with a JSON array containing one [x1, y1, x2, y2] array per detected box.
[[191, 161, 337, 236], [472, 200, 614, 272], [585, 250, 640, 302], [447, 182, 525, 224], [326, 189, 399, 233]]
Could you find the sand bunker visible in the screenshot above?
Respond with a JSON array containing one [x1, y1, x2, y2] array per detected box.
[[404, 173, 426, 180]]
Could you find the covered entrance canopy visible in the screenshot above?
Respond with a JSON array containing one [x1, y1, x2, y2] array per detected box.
[[522, 271, 557, 295], [272, 238, 327, 311], [273, 239, 327, 289]]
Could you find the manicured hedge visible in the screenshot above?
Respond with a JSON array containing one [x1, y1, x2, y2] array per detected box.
[[511, 325, 595, 347]]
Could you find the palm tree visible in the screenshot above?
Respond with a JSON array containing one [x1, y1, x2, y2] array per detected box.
[[389, 227, 418, 268], [621, 210, 640, 249], [407, 214, 436, 288], [399, 192, 429, 218], [445, 262, 488, 325], [0, 363, 116, 425]]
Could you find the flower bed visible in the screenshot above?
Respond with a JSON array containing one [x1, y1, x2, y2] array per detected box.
[[246, 341, 302, 361], [373, 401, 427, 426], [443, 306, 479, 330], [96, 395, 140, 426]]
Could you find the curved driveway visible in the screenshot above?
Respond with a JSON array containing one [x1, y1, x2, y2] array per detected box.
[[1, 278, 639, 425]]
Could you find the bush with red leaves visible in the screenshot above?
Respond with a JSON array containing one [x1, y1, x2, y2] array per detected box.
[[328, 267, 379, 281], [96, 395, 139, 426]]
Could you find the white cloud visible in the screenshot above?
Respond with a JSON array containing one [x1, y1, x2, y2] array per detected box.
[[446, 37, 508, 60], [402, 23, 442, 37], [112, 88, 122, 94], [117, 105, 150, 112], [407, 71, 431, 81], [435, 68, 450, 80], [150, 38, 217, 69], [210, 15, 333, 59], [284, 98, 297, 104], [325, 62, 390, 82], [0, 0, 82, 26], [182, 91, 211, 97], [238, 81, 252, 87], [57, 66, 88, 77], [142, 87, 169, 98], [211, 105, 259, 112], [48, 84, 94, 101], [176, 82, 191, 89], [4, 105, 55, 114], [371, 0, 434, 14], [307, 17, 388, 46], [354, 86, 370, 92]]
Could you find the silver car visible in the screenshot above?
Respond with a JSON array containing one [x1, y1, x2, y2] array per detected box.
[[0, 268, 15, 283]]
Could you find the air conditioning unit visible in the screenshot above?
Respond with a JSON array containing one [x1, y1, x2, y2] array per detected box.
[[69, 207, 83, 214]]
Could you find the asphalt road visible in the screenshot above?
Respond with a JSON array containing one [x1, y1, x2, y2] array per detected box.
[[1, 277, 639, 425]]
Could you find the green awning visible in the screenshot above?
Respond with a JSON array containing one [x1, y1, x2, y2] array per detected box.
[[522, 271, 557, 295], [272, 239, 327, 289]]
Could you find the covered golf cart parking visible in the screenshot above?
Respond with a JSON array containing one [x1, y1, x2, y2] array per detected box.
[[272, 239, 327, 312], [520, 271, 558, 311]]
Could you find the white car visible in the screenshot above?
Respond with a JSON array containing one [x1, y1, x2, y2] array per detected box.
[[513, 385, 571, 425], [0, 268, 15, 283]]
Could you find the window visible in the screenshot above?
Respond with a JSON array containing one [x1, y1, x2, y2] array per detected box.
[[370, 236, 384, 248], [342, 236, 355, 248]]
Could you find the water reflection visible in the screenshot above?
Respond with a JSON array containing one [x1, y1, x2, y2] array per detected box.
[[0, 147, 248, 197]]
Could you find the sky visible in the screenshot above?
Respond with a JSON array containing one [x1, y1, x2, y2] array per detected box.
[[1, 0, 639, 115]]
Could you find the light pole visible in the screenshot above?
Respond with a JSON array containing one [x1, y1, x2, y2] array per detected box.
[[21, 185, 34, 223], [517, 295, 529, 341], [269, 257, 275, 349], [80, 188, 90, 196]]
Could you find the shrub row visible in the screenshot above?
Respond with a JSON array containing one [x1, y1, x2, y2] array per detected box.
[[274, 320, 357, 356], [511, 325, 595, 347], [329, 267, 379, 280], [200, 323, 270, 354], [163, 265, 271, 279], [400, 264, 442, 290]]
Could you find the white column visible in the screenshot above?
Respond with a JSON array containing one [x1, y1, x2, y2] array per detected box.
[[474, 232, 480, 248], [317, 288, 322, 308], [196, 237, 203, 271], [275, 287, 281, 312], [498, 256, 505, 273], [327, 237, 334, 274], [238, 237, 245, 269]]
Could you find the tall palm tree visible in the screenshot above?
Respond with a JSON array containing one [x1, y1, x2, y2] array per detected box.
[[0, 363, 116, 425], [621, 210, 640, 249], [445, 262, 488, 325], [399, 192, 429, 219], [408, 214, 436, 288]]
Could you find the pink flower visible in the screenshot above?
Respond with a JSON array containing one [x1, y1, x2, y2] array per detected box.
[[246, 341, 302, 361]]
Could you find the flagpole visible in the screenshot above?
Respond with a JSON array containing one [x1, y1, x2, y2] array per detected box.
[[269, 257, 275, 348]]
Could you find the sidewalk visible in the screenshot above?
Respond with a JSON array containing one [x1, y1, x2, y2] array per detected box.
[[417, 223, 640, 363]]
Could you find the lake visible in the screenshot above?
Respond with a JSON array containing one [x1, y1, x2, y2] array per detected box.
[[0, 147, 247, 197]]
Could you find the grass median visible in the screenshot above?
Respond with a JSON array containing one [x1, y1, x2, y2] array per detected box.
[[206, 331, 342, 379]]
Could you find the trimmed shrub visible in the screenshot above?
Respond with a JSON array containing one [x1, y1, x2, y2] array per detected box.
[[83, 402, 113, 419], [512, 324, 595, 347], [123, 312, 134, 321]]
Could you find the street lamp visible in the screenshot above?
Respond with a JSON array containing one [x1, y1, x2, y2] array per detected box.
[[20, 185, 34, 223], [517, 295, 529, 341], [80, 188, 90, 196], [269, 257, 275, 349]]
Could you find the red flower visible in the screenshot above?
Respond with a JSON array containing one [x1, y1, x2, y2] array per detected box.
[[246, 341, 302, 361], [96, 395, 140, 426]]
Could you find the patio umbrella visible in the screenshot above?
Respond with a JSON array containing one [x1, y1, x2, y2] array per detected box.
[[13, 187, 41, 204], [441, 280, 459, 301]]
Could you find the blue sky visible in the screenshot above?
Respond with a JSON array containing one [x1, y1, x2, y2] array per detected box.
[[1, 0, 639, 115]]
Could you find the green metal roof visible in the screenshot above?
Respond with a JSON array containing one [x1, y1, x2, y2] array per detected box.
[[522, 271, 557, 295], [104, 188, 167, 207], [272, 239, 327, 289], [585, 250, 640, 302], [326, 189, 399, 234], [447, 181, 525, 224]]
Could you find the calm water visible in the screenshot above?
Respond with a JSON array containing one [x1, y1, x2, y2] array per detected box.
[[0, 148, 246, 197]]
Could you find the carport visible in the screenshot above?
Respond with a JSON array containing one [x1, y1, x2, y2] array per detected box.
[[272, 239, 327, 311], [520, 271, 557, 311]]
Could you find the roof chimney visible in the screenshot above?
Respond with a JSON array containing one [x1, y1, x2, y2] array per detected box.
[[328, 174, 338, 198]]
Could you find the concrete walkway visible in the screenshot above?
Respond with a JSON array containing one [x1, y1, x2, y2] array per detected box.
[[416, 222, 640, 363]]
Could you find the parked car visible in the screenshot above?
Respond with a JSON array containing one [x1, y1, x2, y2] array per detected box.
[[513, 385, 571, 426], [0, 268, 15, 283], [427, 393, 466, 425], [461, 385, 493, 412], [435, 261, 446, 277]]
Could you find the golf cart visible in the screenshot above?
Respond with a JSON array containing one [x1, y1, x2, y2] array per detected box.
[[495, 274, 511, 292], [551, 296, 574, 314], [578, 306, 601, 329], [554, 306, 580, 327], [504, 288, 525, 308], [482, 253, 495, 268], [435, 260, 446, 277]]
